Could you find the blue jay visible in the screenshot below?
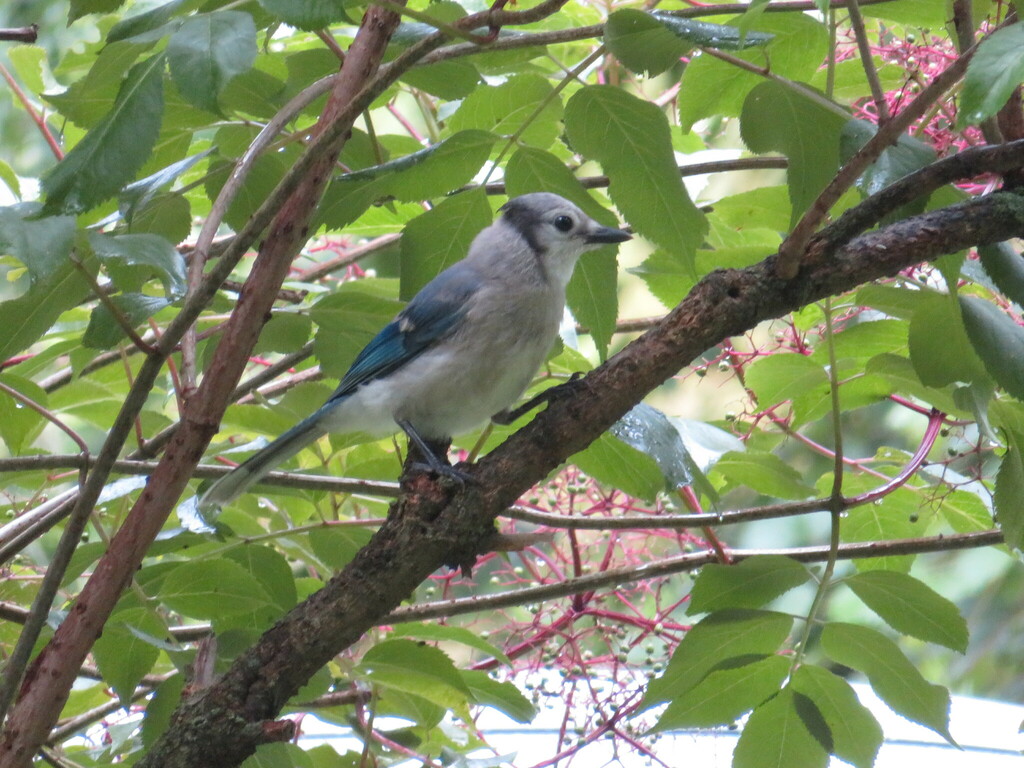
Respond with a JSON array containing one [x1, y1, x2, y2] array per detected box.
[[198, 192, 631, 513]]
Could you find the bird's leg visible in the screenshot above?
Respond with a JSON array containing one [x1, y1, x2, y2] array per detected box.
[[397, 419, 474, 483], [491, 372, 585, 426]]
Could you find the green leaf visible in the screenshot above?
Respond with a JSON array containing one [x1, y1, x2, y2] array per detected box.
[[70, 0, 125, 23], [839, 118, 936, 198], [159, 558, 274, 619], [821, 622, 954, 742], [995, 431, 1024, 551], [107, 0, 195, 43], [745, 352, 828, 427], [0, 207, 76, 281], [399, 188, 491, 300], [224, 545, 298, 611], [308, 525, 375, 571], [447, 74, 562, 149], [355, 639, 472, 714], [392, 623, 510, 666], [651, 12, 774, 50], [790, 666, 882, 768], [564, 85, 706, 270], [84, 293, 169, 349], [311, 280, 404, 379], [87, 232, 186, 298], [733, 688, 829, 768], [827, 474, 922, 573], [937, 488, 993, 534], [908, 293, 988, 388], [653, 655, 790, 730], [141, 675, 185, 748], [504, 146, 619, 358], [689, 556, 811, 614], [0, 232, 93, 361], [979, 243, 1024, 307], [845, 570, 968, 651], [43, 54, 166, 214], [0, 375, 48, 454], [605, 10, 692, 77], [610, 402, 698, 489], [570, 432, 665, 502], [167, 12, 257, 114], [460, 671, 535, 723], [712, 451, 816, 500], [959, 25, 1024, 128], [258, 0, 351, 30], [861, 0, 952, 27], [92, 607, 166, 705], [338, 130, 495, 203], [643, 610, 793, 707], [740, 81, 846, 226], [960, 294, 1024, 400], [678, 13, 828, 132]]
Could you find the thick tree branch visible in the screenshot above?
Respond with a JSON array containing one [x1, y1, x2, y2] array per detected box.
[[143, 191, 1024, 766]]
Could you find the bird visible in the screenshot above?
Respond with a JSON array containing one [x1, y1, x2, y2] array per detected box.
[[197, 192, 631, 513]]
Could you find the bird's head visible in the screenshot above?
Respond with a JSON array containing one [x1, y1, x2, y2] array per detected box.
[[498, 193, 632, 287]]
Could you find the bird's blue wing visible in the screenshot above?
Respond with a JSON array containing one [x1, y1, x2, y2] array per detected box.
[[328, 263, 481, 401]]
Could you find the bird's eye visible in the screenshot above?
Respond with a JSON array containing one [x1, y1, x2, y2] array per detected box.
[[553, 215, 574, 233]]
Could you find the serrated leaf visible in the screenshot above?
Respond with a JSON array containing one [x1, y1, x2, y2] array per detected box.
[[224, 545, 298, 611], [678, 13, 828, 132], [120, 150, 211, 226], [840, 118, 936, 198], [308, 525, 375, 570], [311, 280, 404, 379], [689, 556, 811, 614], [0, 249, 94, 362], [651, 12, 774, 50], [159, 558, 274, 619], [978, 243, 1024, 307], [43, 54, 165, 214], [733, 687, 829, 768], [821, 622, 953, 742], [141, 675, 185, 749], [92, 608, 166, 705], [712, 451, 816, 499], [84, 293, 169, 349], [653, 655, 790, 730], [604, 10, 692, 77], [393, 623, 510, 666], [740, 81, 846, 227], [460, 671, 535, 723], [0, 207, 75, 281], [960, 294, 1024, 401], [399, 187, 491, 300], [259, 0, 353, 30], [827, 474, 921, 573], [504, 146, 619, 358], [570, 432, 664, 502], [447, 74, 562, 149], [846, 570, 968, 651], [790, 666, 882, 768], [107, 0, 197, 43], [908, 293, 988, 388], [995, 431, 1024, 551], [564, 85, 706, 270], [0, 375, 48, 454], [338, 130, 495, 202], [643, 610, 793, 707], [610, 402, 696, 489], [167, 12, 258, 113], [959, 25, 1024, 128], [355, 639, 472, 714], [69, 0, 125, 23], [87, 231, 186, 298]]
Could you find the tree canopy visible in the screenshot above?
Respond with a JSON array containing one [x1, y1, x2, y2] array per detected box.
[[0, 0, 1023, 766]]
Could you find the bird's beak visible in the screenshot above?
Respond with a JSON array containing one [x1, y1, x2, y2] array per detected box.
[[585, 226, 632, 245]]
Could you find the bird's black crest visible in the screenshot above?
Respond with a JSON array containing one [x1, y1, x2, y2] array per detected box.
[[500, 198, 546, 255]]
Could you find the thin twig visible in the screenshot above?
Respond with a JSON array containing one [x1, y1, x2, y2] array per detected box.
[[845, 0, 890, 124]]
